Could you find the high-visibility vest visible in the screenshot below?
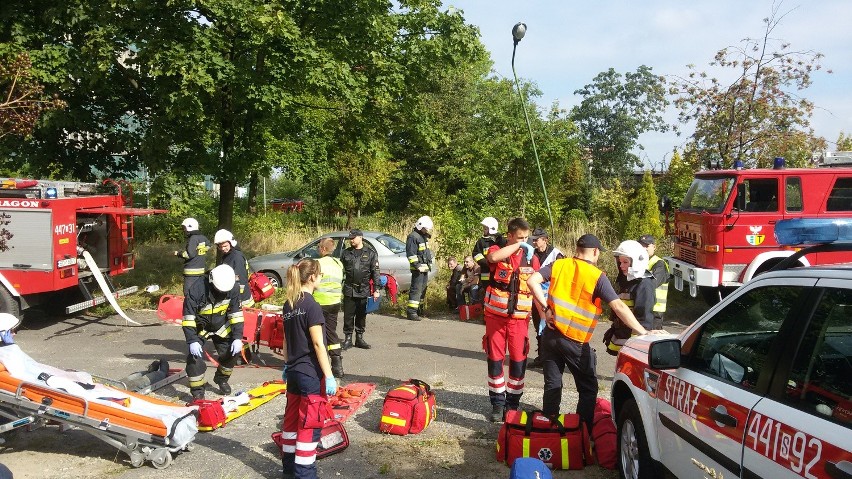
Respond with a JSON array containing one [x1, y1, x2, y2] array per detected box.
[[547, 258, 603, 344], [648, 255, 669, 313], [483, 250, 538, 319], [314, 256, 344, 305]]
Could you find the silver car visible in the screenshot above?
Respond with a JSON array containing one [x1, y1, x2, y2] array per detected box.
[[248, 230, 436, 292]]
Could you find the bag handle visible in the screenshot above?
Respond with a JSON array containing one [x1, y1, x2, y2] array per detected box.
[[407, 378, 431, 393], [523, 409, 567, 436]]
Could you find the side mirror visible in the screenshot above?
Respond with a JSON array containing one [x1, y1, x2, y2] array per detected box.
[[648, 338, 681, 369], [735, 183, 746, 212]]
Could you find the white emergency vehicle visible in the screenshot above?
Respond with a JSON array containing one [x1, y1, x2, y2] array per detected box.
[[611, 217, 852, 479]]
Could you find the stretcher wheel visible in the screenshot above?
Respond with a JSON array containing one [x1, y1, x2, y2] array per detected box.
[[149, 448, 172, 469], [129, 451, 146, 468]]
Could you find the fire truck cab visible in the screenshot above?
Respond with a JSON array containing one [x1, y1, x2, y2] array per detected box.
[[666, 160, 852, 303], [0, 178, 163, 321]]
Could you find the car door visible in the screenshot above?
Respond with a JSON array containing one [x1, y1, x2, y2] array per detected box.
[[655, 279, 815, 479], [741, 279, 852, 479]]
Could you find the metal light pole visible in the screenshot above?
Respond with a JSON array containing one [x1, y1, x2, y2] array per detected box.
[[511, 22, 554, 232]]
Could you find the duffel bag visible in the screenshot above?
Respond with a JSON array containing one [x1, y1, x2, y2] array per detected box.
[[378, 378, 437, 435], [496, 409, 591, 470], [190, 399, 226, 430], [249, 272, 275, 302], [592, 398, 617, 469]]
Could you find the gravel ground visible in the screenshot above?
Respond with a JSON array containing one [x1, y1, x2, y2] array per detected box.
[[0, 302, 692, 479]]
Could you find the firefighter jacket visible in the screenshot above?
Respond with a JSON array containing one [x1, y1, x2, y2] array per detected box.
[[180, 232, 210, 276], [341, 246, 381, 299], [605, 273, 655, 354], [314, 255, 344, 306], [483, 247, 540, 320], [648, 255, 670, 313], [406, 229, 433, 272], [181, 278, 244, 345], [547, 258, 603, 344], [473, 233, 505, 283], [219, 247, 253, 307]]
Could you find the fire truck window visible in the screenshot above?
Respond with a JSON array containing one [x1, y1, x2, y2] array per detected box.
[[783, 288, 852, 429], [826, 177, 852, 212], [785, 177, 803, 212], [685, 285, 801, 389], [743, 178, 778, 212]]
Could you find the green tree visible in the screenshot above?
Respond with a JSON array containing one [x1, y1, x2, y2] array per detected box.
[[658, 149, 696, 208], [837, 132, 852, 151], [671, 3, 828, 168], [0, 50, 64, 140], [621, 170, 664, 241]]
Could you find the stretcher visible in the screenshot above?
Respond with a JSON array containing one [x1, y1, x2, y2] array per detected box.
[[0, 345, 198, 469]]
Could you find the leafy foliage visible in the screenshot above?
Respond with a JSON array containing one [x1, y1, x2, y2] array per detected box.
[[657, 149, 697, 208], [0, 50, 65, 139], [621, 171, 664, 241]]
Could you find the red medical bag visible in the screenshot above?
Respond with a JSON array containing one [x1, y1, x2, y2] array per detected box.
[[272, 420, 349, 459], [458, 303, 482, 321], [591, 398, 617, 469], [496, 410, 591, 470], [249, 272, 275, 302], [378, 379, 437, 435], [190, 399, 226, 430]]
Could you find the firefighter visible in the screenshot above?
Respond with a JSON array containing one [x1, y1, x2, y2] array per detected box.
[[313, 237, 345, 378], [472, 216, 505, 292], [527, 234, 652, 430], [174, 218, 210, 296], [214, 229, 254, 308], [603, 240, 656, 356], [405, 216, 434, 321], [340, 229, 381, 350], [527, 227, 564, 369], [182, 264, 244, 399], [482, 217, 539, 422], [638, 234, 670, 329], [0, 313, 18, 346]]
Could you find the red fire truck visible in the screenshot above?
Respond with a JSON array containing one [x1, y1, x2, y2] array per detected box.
[[0, 178, 164, 321], [666, 159, 852, 304]]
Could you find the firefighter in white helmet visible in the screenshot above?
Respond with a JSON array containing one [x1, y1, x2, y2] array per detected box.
[[175, 218, 211, 296], [405, 216, 434, 321], [472, 216, 505, 289], [182, 264, 244, 399], [603, 240, 656, 356], [214, 229, 254, 308], [0, 313, 19, 345]]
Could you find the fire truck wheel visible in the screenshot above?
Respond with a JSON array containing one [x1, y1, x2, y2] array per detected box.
[[0, 288, 20, 321], [616, 399, 657, 479]]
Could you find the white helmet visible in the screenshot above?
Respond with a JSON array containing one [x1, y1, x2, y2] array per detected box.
[[416, 215, 434, 231], [481, 217, 498, 235], [0, 312, 20, 332], [613, 240, 649, 281], [213, 229, 236, 247], [181, 217, 199, 232], [210, 264, 236, 292]]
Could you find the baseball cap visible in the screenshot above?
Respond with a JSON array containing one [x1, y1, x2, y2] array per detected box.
[[637, 234, 656, 246], [530, 227, 548, 240], [347, 229, 363, 239], [576, 234, 604, 251]]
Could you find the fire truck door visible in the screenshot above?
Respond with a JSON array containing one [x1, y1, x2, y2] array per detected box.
[[727, 178, 781, 269], [0, 209, 52, 271]]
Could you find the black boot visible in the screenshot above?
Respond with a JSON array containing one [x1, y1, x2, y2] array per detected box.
[[406, 307, 421, 321], [341, 334, 353, 350], [331, 355, 344, 379], [354, 333, 371, 349]]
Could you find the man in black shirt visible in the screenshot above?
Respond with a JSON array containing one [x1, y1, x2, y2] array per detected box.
[[340, 229, 381, 350], [446, 257, 463, 310]]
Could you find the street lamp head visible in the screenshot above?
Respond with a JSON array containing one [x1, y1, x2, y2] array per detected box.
[[512, 22, 526, 44]]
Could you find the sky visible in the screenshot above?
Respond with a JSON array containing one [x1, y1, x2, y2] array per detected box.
[[446, 0, 852, 169]]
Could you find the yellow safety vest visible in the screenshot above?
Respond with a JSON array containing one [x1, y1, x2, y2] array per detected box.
[[314, 256, 344, 306], [648, 255, 669, 313], [547, 258, 603, 344]]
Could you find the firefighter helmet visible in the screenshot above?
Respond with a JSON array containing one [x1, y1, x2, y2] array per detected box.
[[612, 240, 649, 281], [416, 216, 434, 231], [0, 313, 20, 332], [181, 217, 199, 232], [481, 217, 499, 235], [210, 264, 236, 292], [213, 229, 236, 246]]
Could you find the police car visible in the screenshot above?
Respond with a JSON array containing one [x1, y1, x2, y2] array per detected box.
[[611, 218, 852, 479]]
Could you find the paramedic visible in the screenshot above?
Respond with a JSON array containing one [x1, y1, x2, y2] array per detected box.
[[405, 216, 434, 321], [183, 264, 244, 399], [527, 234, 651, 430], [280, 259, 337, 479], [528, 227, 564, 369], [638, 234, 669, 329], [214, 229, 254, 308], [603, 240, 656, 356], [483, 218, 539, 422], [340, 229, 381, 350], [174, 218, 210, 296], [314, 238, 345, 378], [472, 216, 504, 289]]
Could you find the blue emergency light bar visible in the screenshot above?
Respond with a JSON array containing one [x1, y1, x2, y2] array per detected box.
[[775, 218, 852, 245]]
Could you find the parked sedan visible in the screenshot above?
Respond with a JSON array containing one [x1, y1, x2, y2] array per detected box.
[[248, 231, 436, 292]]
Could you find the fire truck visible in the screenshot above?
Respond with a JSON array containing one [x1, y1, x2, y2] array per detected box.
[[0, 178, 164, 321], [666, 157, 852, 304]]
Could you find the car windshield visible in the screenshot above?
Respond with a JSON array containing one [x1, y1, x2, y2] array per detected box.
[[375, 234, 406, 254], [681, 176, 735, 213]]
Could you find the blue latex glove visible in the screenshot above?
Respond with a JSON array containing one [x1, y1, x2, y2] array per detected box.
[[188, 342, 203, 358], [325, 376, 338, 396], [538, 316, 547, 335], [518, 241, 534, 261], [1, 330, 13, 344], [230, 339, 243, 356], [281, 364, 288, 382]]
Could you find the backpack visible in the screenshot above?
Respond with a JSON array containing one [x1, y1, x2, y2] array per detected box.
[[249, 272, 275, 302], [378, 379, 437, 435], [508, 457, 553, 479], [190, 399, 226, 430]]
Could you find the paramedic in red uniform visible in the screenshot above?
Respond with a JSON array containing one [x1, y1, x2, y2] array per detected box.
[[482, 217, 539, 422], [527, 234, 652, 431], [279, 259, 336, 479]]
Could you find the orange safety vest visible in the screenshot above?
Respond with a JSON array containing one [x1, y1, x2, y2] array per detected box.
[[483, 249, 539, 319], [547, 258, 603, 343]]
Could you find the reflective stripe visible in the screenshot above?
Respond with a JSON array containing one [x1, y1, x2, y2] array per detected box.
[[408, 255, 418, 263], [182, 319, 197, 328], [381, 415, 407, 427], [327, 343, 340, 351], [315, 256, 344, 305], [473, 253, 485, 262], [550, 295, 601, 321], [522, 437, 530, 458], [183, 268, 206, 276], [561, 438, 569, 468], [548, 258, 603, 344], [649, 256, 669, 313], [418, 243, 426, 251]]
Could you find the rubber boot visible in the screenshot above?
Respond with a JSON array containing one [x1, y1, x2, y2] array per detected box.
[[341, 334, 353, 351], [354, 333, 371, 349], [418, 304, 427, 319], [406, 307, 421, 321], [331, 355, 344, 379]]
